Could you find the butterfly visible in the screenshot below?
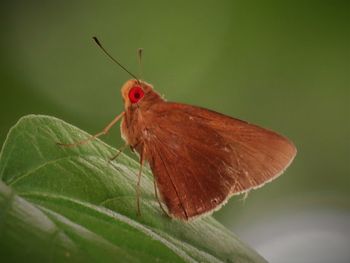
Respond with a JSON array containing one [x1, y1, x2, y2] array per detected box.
[[58, 37, 297, 221]]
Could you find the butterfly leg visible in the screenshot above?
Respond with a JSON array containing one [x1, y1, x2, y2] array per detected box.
[[108, 143, 128, 162], [57, 112, 125, 147], [136, 149, 144, 217], [153, 178, 169, 217]]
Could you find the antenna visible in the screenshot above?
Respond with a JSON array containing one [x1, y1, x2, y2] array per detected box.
[[137, 48, 143, 80], [92, 37, 140, 82]]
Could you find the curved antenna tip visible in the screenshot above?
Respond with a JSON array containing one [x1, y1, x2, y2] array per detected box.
[[92, 36, 101, 46]]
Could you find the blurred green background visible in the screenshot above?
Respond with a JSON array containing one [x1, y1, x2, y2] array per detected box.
[[1, 1, 349, 262]]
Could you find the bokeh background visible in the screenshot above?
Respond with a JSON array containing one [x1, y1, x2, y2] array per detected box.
[[1, 1, 349, 262]]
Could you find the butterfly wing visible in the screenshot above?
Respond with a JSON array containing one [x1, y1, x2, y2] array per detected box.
[[142, 102, 296, 220]]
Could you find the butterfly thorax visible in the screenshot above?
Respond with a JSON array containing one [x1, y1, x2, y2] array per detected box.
[[120, 79, 164, 153]]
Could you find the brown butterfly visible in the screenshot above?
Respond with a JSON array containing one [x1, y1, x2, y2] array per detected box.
[[58, 37, 297, 221]]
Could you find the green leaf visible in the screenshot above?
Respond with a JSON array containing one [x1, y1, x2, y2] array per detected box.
[[0, 115, 267, 263]]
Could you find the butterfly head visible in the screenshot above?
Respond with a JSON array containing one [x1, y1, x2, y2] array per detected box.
[[121, 79, 160, 109]]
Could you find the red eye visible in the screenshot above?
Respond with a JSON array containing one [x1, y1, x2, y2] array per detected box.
[[128, 86, 144, 103]]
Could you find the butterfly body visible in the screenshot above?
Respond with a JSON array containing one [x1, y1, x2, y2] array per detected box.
[[120, 79, 297, 220]]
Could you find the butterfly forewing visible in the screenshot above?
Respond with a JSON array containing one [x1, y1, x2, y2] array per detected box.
[[142, 102, 296, 220]]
